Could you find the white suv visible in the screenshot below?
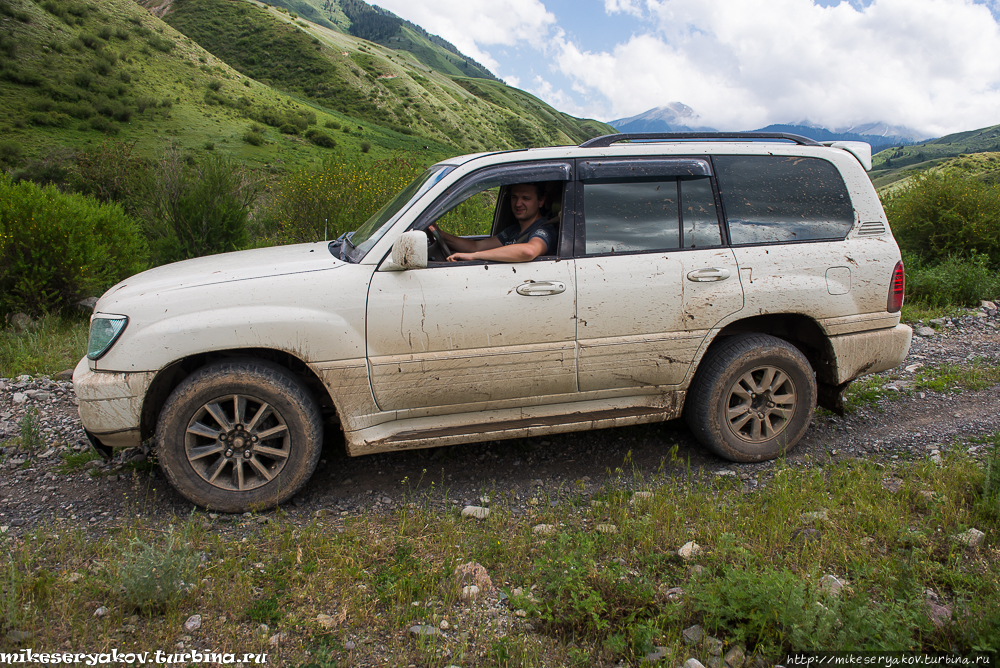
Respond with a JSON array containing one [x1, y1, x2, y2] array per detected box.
[[74, 132, 912, 512]]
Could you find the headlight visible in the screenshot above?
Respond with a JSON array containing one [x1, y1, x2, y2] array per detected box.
[[87, 316, 129, 360]]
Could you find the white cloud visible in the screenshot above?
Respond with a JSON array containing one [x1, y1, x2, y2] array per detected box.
[[603, 0, 643, 16], [550, 0, 1000, 135], [373, 0, 556, 76]]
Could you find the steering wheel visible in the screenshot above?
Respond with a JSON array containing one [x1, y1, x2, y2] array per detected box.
[[426, 225, 453, 262]]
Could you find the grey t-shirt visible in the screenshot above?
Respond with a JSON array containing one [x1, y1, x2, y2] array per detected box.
[[496, 219, 558, 255]]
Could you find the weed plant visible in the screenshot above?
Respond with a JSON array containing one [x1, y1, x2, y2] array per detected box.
[[903, 252, 1000, 308], [117, 526, 198, 614], [17, 406, 45, 453]]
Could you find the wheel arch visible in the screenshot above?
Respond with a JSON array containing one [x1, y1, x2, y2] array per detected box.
[[139, 349, 338, 444], [703, 313, 843, 413]]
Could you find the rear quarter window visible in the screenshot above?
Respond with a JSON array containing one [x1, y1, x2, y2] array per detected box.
[[714, 155, 854, 244]]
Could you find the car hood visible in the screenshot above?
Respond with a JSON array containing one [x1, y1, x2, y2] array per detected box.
[[97, 242, 346, 311]]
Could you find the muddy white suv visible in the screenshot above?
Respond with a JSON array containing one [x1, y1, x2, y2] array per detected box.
[[74, 132, 911, 512]]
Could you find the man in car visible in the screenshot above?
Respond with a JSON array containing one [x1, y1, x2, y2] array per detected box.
[[427, 183, 557, 262]]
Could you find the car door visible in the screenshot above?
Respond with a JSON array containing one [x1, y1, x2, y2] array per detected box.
[[366, 161, 578, 413], [573, 158, 744, 392]]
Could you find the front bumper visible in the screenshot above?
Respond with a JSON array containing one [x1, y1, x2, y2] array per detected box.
[[72, 357, 156, 450]]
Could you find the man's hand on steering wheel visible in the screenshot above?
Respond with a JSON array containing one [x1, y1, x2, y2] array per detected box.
[[424, 223, 452, 261]]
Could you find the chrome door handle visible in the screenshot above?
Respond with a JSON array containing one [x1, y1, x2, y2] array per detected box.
[[686, 267, 731, 282], [516, 281, 566, 296]]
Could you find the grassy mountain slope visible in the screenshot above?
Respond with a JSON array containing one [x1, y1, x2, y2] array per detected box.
[[871, 123, 1000, 189], [0, 0, 451, 172], [159, 0, 613, 151], [875, 151, 1000, 194]]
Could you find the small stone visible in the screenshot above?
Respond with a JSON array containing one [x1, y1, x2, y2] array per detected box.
[[6, 630, 32, 642], [914, 326, 936, 337], [12, 393, 27, 405], [256, 516, 270, 524], [662, 586, 684, 600], [67, 572, 83, 583], [682, 624, 704, 645], [677, 541, 702, 560], [596, 523, 618, 534], [314, 509, 328, 517], [705, 635, 723, 655], [269, 632, 286, 646], [183, 614, 202, 632], [55, 369, 74, 381], [94, 606, 109, 618], [461, 505, 489, 520], [409, 624, 441, 637], [631, 491, 654, 502], [439, 619, 450, 630], [514, 609, 527, 617], [453, 562, 492, 591], [981, 300, 997, 310], [953, 528, 985, 547], [684, 660, 707, 668], [925, 600, 952, 628], [689, 564, 706, 576], [460, 585, 480, 601], [724, 645, 746, 668], [818, 574, 844, 597], [344, 641, 356, 650], [642, 646, 667, 663], [532, 523, 556, 536], [792, 527, 821, 543]]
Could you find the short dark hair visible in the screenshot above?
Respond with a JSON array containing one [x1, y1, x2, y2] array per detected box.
[[511, 182, 546, 200]]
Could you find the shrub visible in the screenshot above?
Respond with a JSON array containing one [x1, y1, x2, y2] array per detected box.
[[0, 174, 148, 315], [87, 115, 118, 134], [117, 528, 198, 614], [243, 130, 264, 146], [207, 79, 223, 92], [266, 153, 419, 243], [0, 140, 23, 168], [360, 141, 371, 153], [136, 149, 261, 265], [324, 120, 341, 130], [278, 123, 299, 135], [147, 35, 173, 53], [883, 172, 1000, 266], [72, 139, 146, 208], [903, 252, 1000, 307]]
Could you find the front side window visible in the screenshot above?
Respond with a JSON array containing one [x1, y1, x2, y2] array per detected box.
[[583, 177, 722, 255], [714, 155, 854, 245]]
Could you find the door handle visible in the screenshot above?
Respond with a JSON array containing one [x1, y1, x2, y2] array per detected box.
[[516, 281, 566, 296], [686, 267, 731, 282]]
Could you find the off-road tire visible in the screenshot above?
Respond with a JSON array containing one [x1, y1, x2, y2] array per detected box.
[[684, 334, 816, 462], [156, 358, 322, 513]]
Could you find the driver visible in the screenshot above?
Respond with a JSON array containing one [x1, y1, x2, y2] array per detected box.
[[427, 183, 557, 262]]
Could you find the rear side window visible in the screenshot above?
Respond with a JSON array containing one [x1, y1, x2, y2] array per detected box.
[[583, 177, 722, 254], [714, 156, 854, 244]]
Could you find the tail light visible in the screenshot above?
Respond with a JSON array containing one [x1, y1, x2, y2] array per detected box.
[[887, 260, 905, 313]]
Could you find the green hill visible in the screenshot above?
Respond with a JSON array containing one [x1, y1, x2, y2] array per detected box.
[[158, 0, 611, 151], [0, 0, 612, 174], [0, 0, 456, 173], [871, 123, 1000, 189]]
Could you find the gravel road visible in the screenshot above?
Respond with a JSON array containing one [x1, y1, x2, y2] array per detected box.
[[2, 308, 999, 538]]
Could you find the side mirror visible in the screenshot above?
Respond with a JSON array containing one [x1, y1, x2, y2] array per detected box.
[[385, 231, 428, 270]]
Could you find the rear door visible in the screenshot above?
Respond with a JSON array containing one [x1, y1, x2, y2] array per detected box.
[[573, 158, 744, 392]]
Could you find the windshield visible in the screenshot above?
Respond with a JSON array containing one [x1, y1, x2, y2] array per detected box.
[[344, 165, 454, 262]]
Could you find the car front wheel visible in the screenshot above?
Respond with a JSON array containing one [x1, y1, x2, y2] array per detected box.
[[684, 334, 816, 462], [156, 358, 323, 513]]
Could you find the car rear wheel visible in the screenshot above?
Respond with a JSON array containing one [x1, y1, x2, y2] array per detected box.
[[684, 334, 816, 462], [156, 359, 322, 513]]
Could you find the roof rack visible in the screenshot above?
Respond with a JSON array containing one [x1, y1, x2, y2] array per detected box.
[[579, 132, 822, 148]]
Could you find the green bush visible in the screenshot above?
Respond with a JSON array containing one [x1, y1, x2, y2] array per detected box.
[[117, 528, 198, 614], [243, 130, 264, 146], [278, 123, 299, 135], [304, 129, 336, 148], [883, 172, 1000, 266], [266, 154, 419, 243], [137, 150, 261, 265], [0, 140, 23, 168], [0, 174, 148, 315], [903, 252, 1000, 307]]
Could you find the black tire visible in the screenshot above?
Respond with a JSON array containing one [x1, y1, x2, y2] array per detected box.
[[684, 334, 816, 462], [156, 358, 322, 513]]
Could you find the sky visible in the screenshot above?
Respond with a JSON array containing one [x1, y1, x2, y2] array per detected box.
[[371, 0, 1000, 137]]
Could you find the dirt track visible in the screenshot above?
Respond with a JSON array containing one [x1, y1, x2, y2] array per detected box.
[[2, 310, 999, 537]]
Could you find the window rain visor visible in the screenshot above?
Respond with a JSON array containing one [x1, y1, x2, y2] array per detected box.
[[346, 165, 454, 262], [87, 316, 128, 360]]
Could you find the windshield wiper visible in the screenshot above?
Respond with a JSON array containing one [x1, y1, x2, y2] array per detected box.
[[328, 232, 357, 262]]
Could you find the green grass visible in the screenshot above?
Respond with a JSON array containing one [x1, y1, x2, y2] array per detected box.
[[1, 455, 997, 663], [0, 313, 88, 377]]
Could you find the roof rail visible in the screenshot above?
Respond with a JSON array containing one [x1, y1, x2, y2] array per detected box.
[[579, 132, 823, 148]]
